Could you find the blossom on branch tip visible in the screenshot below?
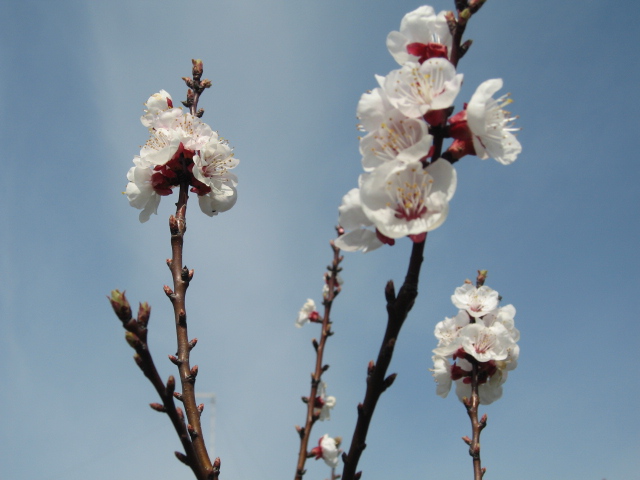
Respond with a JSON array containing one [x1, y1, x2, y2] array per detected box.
[[296, 299, 320, 328], [125, 90, 239, 222], [310, 434, 341, 468], [387, 6, 453, 65], [451, 283, 499, 318]]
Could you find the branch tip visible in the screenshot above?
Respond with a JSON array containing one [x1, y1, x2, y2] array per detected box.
[[174, 451, 190, 465]]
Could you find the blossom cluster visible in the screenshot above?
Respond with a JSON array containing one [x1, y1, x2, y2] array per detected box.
[[335, 5, 520, 252], [431, 282, 520, 404], [125, 90, 239, 222]]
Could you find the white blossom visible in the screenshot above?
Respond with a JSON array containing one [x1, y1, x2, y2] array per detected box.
[[359, 158, 457, 239], [387, 6, 452, 65], [451, 283, 500, 318], [467, 79, 521, 164], [296, 299, 319, 328], [334, 188, 383, 253], [383, 59, 462, 119]]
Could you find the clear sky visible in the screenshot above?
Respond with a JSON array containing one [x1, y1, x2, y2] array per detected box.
[[1, 1, 638, 479]]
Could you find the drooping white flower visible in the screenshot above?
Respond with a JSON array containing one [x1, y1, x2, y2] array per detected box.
[[360, 109, 433, 171], [359, 158, 457, 239], [316, 382, 336, 421], [451, 283, 500, 318], [430, 355, 453, 398], [356, 79, 395, 132], [310, 434, 341, 469], [383, 59, 463, 119], [198, 183, 238, 217], [125, 156, 161, 223], [296, 299, 320, 328], [334, 188, 384, 253], [466, 79, 521, 164], [387, 6, 453, 65]]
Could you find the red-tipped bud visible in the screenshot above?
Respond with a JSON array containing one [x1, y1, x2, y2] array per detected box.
[[150, 403, 166, 412], [163, 285, 174, 297], [445, 11, 457, 34], [188, 338, 198, 350], [176, 407, 184, 421], [109, 290, 132, 322], [190, 365, 199, 377], [462, 435, 472, 445], [480, 413, 488, 425], [187, 423, 198, 437], [175, 451, 190, 465], [173, 391, 183, 402], [182, 77, 194, 88], [200, 79, 212, 89], [197, 403, 205, 414], [213, 457, 221, 469], [166, 375, 176, 394], [367, 360, 375, 375], [168, 355, 181, 365]]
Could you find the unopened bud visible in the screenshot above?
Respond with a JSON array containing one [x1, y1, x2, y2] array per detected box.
[[109, 290, 132, 322], [213, 457, 221, 469], [384, 280, 396, 302], [469, 0, 487, 14], [163, 285, 174, 297], [176, 407, 184, 421], [322, 364, 330, 372], [445, 11, 457, 34], [173, 391, 183, 402], [124, 331, 140, 349], [187, 423, 198, 438], [367, 360, 375, 375], [168, 355, 181, 365], [459, 39, 473, 58], [169, 215, 179, 234], [195, 108, 205, 118], [462, 435, 472, 445], [334, 436, 342, 447], [383, 373, 397, 391], [192, 59, 203, 77], [166, 375, 176, 394], [354, 471, 362, 480], [312, 338, 319, 351], [149, 402, 166, 412], [476, 270, 488, 287], [301, 396, 309, 404], [200, 79, 212, 89], [182, 77, 194, 88], [137, 302, 151, 327], [175, 451, 190, 465], [190, 365, 199, 377], [188, 338, 198, 350]]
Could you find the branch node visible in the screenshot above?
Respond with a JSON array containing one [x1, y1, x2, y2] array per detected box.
[[187, 423, 198, 438]]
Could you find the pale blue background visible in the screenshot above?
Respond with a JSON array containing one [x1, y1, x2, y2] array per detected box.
[[1, 1, 638, 479]]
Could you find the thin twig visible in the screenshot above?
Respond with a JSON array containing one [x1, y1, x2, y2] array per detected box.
[[295, 230, 344, 480]]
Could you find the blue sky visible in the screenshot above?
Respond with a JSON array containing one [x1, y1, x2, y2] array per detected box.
[[1, 1, 638, 479]]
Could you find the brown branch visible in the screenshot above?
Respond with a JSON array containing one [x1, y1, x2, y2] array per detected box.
[[340, 238, 426, 480], [462, 361, 487, 480], [109, 293, 206, 479], [295, 230, 344, 480], [166, 181, 214, 479]]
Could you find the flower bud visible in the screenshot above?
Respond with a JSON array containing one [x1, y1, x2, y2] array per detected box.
[[109, 290, 132, 322], [191, 59, 203, 77], [137, 302, 151, 327]]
